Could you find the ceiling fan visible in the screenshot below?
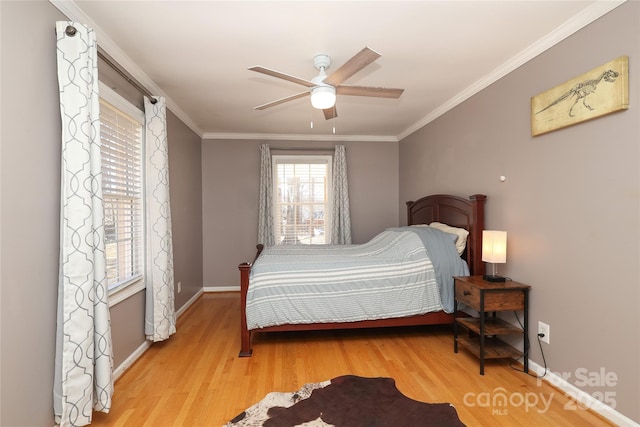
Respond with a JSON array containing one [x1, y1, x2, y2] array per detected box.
[[249, 47, 404, 120]]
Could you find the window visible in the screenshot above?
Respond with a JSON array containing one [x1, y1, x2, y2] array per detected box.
[[99, 85, 144, 293], [272, 155, 332, 245]]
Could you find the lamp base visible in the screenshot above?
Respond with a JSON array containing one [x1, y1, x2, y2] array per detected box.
[[483, 274, 506, 283]]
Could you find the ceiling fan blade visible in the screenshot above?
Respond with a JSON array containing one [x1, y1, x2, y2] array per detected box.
[[248, 66, 315, 87], [254, 91, 310, 110], [323, 106, 337, 120], [323, 47, 381, 87], [336, 85, 404, 98]]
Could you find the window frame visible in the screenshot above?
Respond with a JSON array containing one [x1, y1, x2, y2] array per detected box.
[[272, 154, 333, 245], [99, 82, 146, 306]]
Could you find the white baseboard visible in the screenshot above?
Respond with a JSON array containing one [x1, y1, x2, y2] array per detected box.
[[528, 359, 639, 426], [113, 340, 152, 381], [113, 288, 205, 381], [203, 285, 240, 292], [176, 288, 204, 317]]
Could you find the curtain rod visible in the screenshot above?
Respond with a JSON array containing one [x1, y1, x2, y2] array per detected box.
[[98, 49, 157, 104], [270, 147, 336, 152], [62, 25, 157, 104]]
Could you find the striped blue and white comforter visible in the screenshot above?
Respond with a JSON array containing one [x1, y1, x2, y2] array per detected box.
[[246, 227, 468, 329]]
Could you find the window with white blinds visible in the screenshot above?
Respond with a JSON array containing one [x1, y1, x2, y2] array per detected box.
[[99, 96, 144, 291], [272, 155, 332, 245]]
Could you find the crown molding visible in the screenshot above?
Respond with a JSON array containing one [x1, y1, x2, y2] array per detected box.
[[201, 132, 398, 143], [398, 0, 627, 141]]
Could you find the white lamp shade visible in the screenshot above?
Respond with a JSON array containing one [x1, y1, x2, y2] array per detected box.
[[482, 230, 507, 263], [310, 85, 336, 109]]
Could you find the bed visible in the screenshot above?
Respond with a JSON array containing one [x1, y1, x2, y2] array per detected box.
[[238, 194, 486, 357]]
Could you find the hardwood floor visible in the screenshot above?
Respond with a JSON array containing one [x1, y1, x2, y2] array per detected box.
[[91, 293, 614, 426]]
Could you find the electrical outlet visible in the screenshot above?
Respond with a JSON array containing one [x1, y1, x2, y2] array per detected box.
[[177, 281, 182, 293], [538, 321, 550, 344]]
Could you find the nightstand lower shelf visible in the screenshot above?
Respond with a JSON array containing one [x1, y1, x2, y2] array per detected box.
[[456, 336, 523, 359], [457, 317, 523, 336]]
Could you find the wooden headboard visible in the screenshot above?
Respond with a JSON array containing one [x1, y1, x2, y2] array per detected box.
[[406, 194, 486, 276]]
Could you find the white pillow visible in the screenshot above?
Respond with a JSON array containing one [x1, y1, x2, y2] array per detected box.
[[429, 222, 469, 255]]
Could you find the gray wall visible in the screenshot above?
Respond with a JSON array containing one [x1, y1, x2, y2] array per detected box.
[[399, 3, 639, 422], [1, 3, 65, 425], [202, 139, 399, 287], [0, 1, 203, 425], [167, 110, 204, 308]]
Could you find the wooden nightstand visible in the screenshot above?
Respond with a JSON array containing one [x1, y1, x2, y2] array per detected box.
[[453, 275, 530, 375]]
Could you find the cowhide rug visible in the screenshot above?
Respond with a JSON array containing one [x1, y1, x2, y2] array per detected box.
[[224, 375, 466, 427]]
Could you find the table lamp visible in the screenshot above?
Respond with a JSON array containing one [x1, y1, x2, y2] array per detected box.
[[482, 230, 507, 282]]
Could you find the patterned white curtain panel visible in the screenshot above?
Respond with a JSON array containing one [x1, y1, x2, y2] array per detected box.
[[258, 144, 274, 246], [331, 145, 352, 244], [144, 96, 176, 342], [54, 21, 114, 426]]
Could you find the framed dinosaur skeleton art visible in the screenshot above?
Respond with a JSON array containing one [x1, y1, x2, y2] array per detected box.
[[531, 56, 628, 136]]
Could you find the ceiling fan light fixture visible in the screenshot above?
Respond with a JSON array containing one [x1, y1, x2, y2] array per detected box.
[[310, 85, 336, 110], [250, 47, 403, 118]]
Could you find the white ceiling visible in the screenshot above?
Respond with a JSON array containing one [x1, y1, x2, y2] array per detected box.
[[56, 1, 623, 141]]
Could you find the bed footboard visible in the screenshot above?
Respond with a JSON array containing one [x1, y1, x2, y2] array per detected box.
[[238, 262, 252, 357], [238, 244, 263, 357]]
